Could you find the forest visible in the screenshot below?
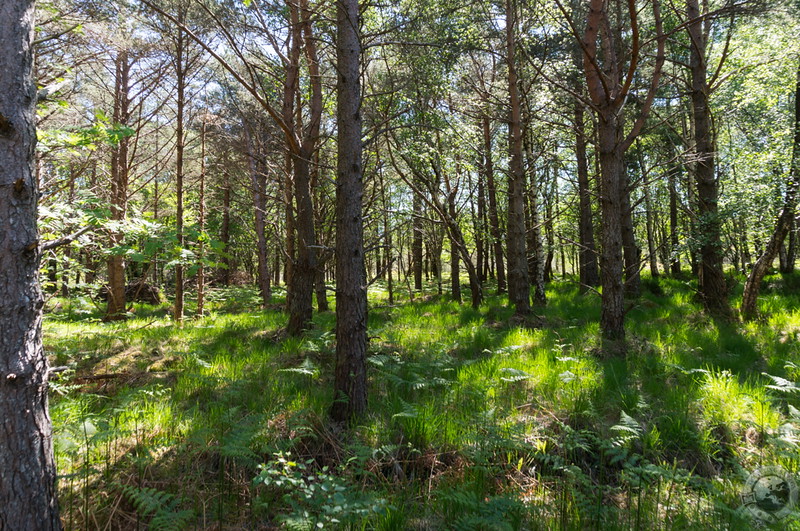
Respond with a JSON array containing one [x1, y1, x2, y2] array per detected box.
[[3, 0, 800, 528]]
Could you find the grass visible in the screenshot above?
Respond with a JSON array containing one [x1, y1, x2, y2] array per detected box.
[[44, 271, 800, 529]]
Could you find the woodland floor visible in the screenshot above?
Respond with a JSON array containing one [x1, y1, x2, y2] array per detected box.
[[44, 272, 800, 530]]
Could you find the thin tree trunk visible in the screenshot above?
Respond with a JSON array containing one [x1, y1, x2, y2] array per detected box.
[[246, 123, 272, 306], [449, 193, 461, 303], [643, 178, 659, 277], [221, 169, 232, 286], [669, 161, 681, 276], [483, 115, 506, 293], [475, 162, 486, 282], [197, 118, 207, 316], [173, 19, 186, 323], [576, 102, 600, 289], [331, 0, 367, 422], [525, 134, 546, 305], [0, 1, 62, 525], [621, 176, 640, 296], [412, 188, 423, 290]]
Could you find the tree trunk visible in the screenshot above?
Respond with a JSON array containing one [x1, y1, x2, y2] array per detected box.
[[483, 115, 506, 293], [782, 217, 796, 273], [286, 153, 318, 335], [597, 118, 627, 340], [688, 0, 729, 316], [331, 0, 367, 422], [449, 193, 461, 303], [525, 134, 546, 305], [475, 163, 486, 282], [0, 1, 62, 525], [742, 62, 800, 320], [412, 188, 423, 291], [246, 124, 272, 305], [575, 102, 600, 289], [621, 177, 640, 296], [197, 118, 207, 317], [643, 178, 660, 277], [106, 49, 131, 321], [221, 169, 232, 286], [669, 162, 681, 276], [505, 0, 530, 316], [173, 20, 186, 324]]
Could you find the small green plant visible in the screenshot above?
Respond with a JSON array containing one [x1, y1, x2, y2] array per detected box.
[[254, 452, 388, 529], [120, 485, 193, 531]]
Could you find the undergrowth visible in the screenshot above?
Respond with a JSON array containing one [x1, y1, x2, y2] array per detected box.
[[45, 272, 800, 529]]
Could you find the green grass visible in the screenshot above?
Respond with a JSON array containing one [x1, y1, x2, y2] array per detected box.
[[44, 272, 800, 529]]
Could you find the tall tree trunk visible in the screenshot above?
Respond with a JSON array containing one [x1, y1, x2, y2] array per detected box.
[[0, 1, 62, 525], [506, 0, 530, 316], [287, 153, 318, 334], [597, 120, 627, 340], [688, 0, 729, 316], [331, 0, 367, 422], [173, 20, 186, 323], [246, 124, 272, 305], [197, 120, 206, 316], [106, 49, 131, 321], [525, 134, 546, 305], [742, 63, 800, 319], [285, 0, 322, 335]]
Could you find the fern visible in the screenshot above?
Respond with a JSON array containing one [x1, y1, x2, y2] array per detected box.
[[610, 410, 642, 447], [121, 485, 193, 531]]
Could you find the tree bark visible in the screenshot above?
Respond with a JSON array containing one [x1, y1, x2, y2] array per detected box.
[[742, 62, 800, 320], [643, 177, 660, 277], [220, 169, 232, 286], [0, 1, 62, 526], [506, 0, 530, 316], [669, 161, 681, 276], [575, 101, 600, 289], [621, 177, 641, 296], [173, 15, 186, 323], [483, 115, 506, 293], [285, 0, 322, 335], [105, 49, 131, 321], [286, 153, 317, 335], [331, 0, 367, 423], [245, 123, 272, 305], [412, 186, 423, 291], [687, 0, 729, 316], [197, 118, 207, 316], [525, 134, 546, 305]]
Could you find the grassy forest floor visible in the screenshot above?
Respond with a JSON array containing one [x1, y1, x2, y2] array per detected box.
[[44, 272, 800, 530]]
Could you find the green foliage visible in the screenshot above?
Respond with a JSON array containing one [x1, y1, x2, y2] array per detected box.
[[120, 485, 193, 531], [254, 452, 388, 529], [44, 278, 800, 529]]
